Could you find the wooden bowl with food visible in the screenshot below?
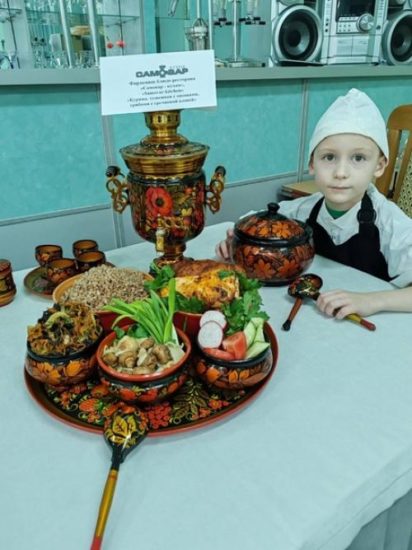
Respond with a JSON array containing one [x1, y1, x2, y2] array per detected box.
[[52, 265, 152, 333], [96, 279, 191, 404], [194, 312, 275, 390], [25, 302, 103, 391], [97, 325, 191, 405]]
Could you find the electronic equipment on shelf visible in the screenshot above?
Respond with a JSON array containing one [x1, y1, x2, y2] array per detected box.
[[320, 0, 389, 64], [270, 1, 323, 65], [381, 0, 412, 64]]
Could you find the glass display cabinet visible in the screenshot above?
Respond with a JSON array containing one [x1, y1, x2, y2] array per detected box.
[[0, 0, 144, 69], [155, 0, 271, 67], [0, 1, 25, 68], [154, 0, 271, 67], [155, 0, 191, 53], [1, 0, 411, 84], [213, 0, 270, 67]]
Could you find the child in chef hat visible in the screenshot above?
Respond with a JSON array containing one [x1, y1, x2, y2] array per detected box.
[[216, 88, 412, 318]]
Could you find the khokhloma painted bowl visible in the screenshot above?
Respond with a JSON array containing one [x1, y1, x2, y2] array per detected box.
[[232, 202, 315, 285], [96, 327, 191, 404], [25, 338, 101, 391], [194, 323, 276, 391]]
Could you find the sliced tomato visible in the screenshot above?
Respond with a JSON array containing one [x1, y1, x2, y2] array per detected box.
[[203, 347, 236, 361], [222, 331, 247, 360]]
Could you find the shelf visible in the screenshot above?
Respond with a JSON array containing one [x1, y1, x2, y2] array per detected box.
[[0, 6, 22, 19], [99, 13, 140, 27], [26, 9, 139, 26], [215, 64, 412, 81], [0, 67, 100, 85], [26, 8, 63, 22], [1, 63, 412, 87]]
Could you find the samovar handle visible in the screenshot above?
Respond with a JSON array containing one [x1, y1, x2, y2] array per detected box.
[[105, 165, 129, 213], [206, 166, 226, 214]]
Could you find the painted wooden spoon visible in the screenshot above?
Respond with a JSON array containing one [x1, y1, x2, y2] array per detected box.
[[282, 273, 376, 331], [91, 409, 148, 550]]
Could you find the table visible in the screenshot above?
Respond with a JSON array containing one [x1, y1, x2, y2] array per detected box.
[[2, 222, 412, 550]]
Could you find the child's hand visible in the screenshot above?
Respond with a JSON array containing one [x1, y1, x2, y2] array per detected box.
[[316, 289, 378, 318], [215, 227, 234, 261]]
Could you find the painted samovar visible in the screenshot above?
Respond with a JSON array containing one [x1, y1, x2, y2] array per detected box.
[[106, 110, 225, 268]]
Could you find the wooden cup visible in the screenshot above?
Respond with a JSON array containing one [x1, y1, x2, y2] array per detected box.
[[46, 258, 78, 286], [76, 251, 106, 273]]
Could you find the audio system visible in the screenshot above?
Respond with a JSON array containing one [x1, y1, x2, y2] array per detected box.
[[320, 0, 388, 64], [381, 0, 412, 64], [269, 0, 411, 65], [270, 1, 323, 65]]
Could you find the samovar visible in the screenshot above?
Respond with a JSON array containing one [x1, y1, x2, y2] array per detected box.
[[106, 110, 225, 269]]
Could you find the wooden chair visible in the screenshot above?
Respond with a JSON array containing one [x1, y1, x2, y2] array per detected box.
[[396, 154, 412, 217], [375, 104, 412, 209]]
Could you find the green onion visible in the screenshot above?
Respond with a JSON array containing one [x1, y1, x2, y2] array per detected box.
[[163, 277, 176, 344], [103, 277, 178, 345]]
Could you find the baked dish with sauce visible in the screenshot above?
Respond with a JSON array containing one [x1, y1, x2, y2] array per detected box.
[[158, 260, 245, 310]]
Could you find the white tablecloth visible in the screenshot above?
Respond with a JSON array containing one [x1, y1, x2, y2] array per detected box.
[[2, 222, 412, 550]]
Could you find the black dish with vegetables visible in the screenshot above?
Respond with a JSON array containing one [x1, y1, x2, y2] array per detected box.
[[194, 311, 273, 391]]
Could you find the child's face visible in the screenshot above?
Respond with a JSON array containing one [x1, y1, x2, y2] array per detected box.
[[309, 134, 387, 211]]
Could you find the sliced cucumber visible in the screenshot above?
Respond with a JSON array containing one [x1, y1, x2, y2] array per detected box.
[[243, 320, 257, 348], [251, 317, 265, 343], [245, 341, 270, 359]]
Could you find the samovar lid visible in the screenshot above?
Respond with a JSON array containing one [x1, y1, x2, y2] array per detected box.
[[120, 110, 209, 177]]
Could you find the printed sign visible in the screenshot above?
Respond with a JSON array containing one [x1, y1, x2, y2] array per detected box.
[[100, 50, 216, 116]]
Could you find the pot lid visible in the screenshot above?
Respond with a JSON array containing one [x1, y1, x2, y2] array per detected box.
[[234, 203, 312, 247]]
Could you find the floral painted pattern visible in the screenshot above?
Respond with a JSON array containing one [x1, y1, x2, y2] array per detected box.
[[233, 242, 314, 285], [30, 327, 277, 434], [195, 350, 273, 391], [105, 412, 148, 450], [25, 355, 96, 389], [128, 175, 206, 247], [146, 187, 173, 217], [98, 370, 188, 405], [42, 372, 262, 434], [239, 216, 305, 239]]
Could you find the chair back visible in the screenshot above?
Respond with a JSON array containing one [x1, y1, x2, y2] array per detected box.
[[396, 155, 412, 217], [375, 104, 412, 206]]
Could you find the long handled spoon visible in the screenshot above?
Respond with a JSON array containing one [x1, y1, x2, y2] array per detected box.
[[90, 410, 149, 550], [282, 273, 376, 331], [282, 273, 323, 331], [281, 295, 304, 331]]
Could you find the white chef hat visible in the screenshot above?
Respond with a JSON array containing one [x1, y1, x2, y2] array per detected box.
[[308, 88, 389, 161]]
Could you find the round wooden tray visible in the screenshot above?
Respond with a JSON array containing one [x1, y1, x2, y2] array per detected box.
[[24, 325, 278, 437]]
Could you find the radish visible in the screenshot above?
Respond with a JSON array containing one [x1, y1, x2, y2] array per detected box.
[[197, 320, 224, 349], [199, 310, 227, 330]]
